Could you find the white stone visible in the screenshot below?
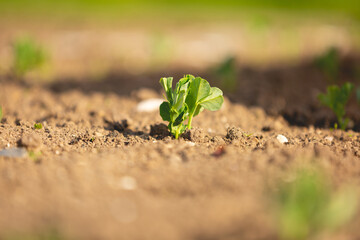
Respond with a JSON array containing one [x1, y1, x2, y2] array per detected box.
[[276, 134, 288, 144], [136, 98, 164, 112], [120, 176, 137, 190], [0, 148, 27, 158], [325, 136, 334, 142]]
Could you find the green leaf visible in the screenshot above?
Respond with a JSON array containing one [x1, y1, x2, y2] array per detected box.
[[193, 105, 204, 117], [173, 111, 186, 126], [159, 77, 173, 104], [175, 74, 193, 94], [199, 87, 224, 111], [173, 90, 187, 112], [185, 77, 211, 114], [159, 101, 171, 121]]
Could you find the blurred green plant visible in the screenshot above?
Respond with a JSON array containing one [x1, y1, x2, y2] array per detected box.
[[318, 82, 354, 130], [150, 32, 172, 66], [274, 169, 358, 240], [12, 37, 47, 79], [315, 47, 340, 83], [357, 87, 360, 105], [214, 56, 238, 92]]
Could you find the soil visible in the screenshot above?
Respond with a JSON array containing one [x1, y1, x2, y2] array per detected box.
[[1, 57, 360, 239]]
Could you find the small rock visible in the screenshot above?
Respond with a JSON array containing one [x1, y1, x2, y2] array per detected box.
[[0, 148, 28, 158], [186, 142, 195, 147], [18, 134, 42, 150], [325, 136, 334, 143], [136, 98, 164, 112], [276, 134, 288, 144], [120, 176, 137, 191], [95, 132, 103, 137]]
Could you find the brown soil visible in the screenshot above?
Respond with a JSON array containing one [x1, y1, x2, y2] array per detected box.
[[0, 59, 360, 239]]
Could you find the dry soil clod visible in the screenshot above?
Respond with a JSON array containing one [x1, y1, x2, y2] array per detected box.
[[18, 134, 42, 150]]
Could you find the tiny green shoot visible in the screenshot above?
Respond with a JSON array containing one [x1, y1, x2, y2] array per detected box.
[[34, 123, 43, 129], [12, 37, 46, 79], [318, 82, 354, 130], [159, 74, 224, 139], [315, 47, 340, 83]]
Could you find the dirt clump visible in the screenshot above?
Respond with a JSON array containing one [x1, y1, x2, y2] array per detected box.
[[18, 134, 42, 150], [150, 123, 170, 138], [182, 127, 208, 143]]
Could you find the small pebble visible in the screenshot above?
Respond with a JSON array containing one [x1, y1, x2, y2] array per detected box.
[[136, 98, 164, 112], [186, 142, 195, 147], [0, 148, 28, 158], [120, 176, 137, 190], [325, 136, 334, 143], [276, 134, 288, 144]]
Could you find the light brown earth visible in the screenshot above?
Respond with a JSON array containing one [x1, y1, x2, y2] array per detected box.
[[0, 53, 360, 239]]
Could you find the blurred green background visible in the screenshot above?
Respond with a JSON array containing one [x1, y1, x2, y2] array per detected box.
[[1, 0, 360, 22], [0, 0, 359, 78]]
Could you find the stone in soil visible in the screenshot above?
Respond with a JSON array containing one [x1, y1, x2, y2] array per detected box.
[[0, 148, 28, 158]]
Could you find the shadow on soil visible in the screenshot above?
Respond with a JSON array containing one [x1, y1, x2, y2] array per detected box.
[[45, 56, 360, 131]]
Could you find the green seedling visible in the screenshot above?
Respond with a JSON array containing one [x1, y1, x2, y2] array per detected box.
[[12, 37, 46, 79], [28, 150, 42, 163], [318, 82, 354, 130], [356, 86, 360, 105], [214, 56, 237, 92], [159, 74, 224, 139], [315, 47, 340, 83], [274, 169, 357, 240], [34, 123, 43, 129]]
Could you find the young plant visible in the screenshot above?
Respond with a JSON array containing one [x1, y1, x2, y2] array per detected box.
[[318, 82, 354, 130], [274, 169, 357, 240], [12, 37, 46, 79], [315, 47, 340, 83], [159, 75, 224, 139]]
